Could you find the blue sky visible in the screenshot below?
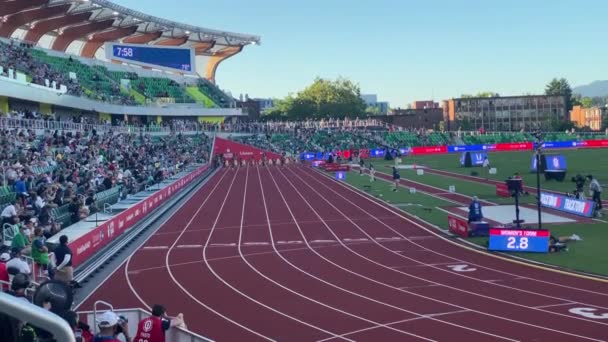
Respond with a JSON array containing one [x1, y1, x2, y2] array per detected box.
[[115, 0, 607, 108]]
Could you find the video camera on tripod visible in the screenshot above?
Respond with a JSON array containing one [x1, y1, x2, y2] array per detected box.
[[505, 178, 525, 228], [568, 174, 586, 199]]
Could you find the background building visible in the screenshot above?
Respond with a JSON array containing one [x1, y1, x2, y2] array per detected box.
[[443, 95, 567, 131], [412, 101, 440, 110], [570, 106, 606, 131], [252, 98, 275, 113], [381, 108, 443, 129], [361, 94, 389, 114]]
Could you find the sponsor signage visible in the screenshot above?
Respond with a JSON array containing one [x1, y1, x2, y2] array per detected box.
[[531, 155, 567, 172], [539, 191, 594, 217], [321, 164, 350, 172], [411, 146, 448, 155], [370, 149, 386, 157], [213, 137, 281, 161], [459, 152, 487, 166], [68, 164, 210, 267], [496, 183, 510, 197], [448, 144, 485, 153], [448, 215, 469, 238], [540, 141, 576, 149]]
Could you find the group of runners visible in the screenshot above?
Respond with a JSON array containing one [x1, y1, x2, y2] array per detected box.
[[221, 155, 294, 168]]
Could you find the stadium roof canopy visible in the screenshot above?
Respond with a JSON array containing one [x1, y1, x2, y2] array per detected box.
[[0, 0, 261, 81]]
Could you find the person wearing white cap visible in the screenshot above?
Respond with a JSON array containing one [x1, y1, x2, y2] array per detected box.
[[94, 311, 131, 342]]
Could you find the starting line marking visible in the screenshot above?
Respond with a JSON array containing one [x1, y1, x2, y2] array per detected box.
[[375, 237, 402, 241], [343, 238, 369, 242], [243, 242, 270, 246], [210, 243, 237, 247], [276, 241, 304, 245], [142, 246, 169, 250], [177, 244, 203, 248], [309, 240, 336, 244]]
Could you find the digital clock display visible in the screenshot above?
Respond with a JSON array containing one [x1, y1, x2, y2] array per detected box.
[[106, 43, 194, 73], [488, 229, 549, 253]]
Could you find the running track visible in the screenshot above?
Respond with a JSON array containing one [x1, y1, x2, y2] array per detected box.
[[78, 165, 608, 341]]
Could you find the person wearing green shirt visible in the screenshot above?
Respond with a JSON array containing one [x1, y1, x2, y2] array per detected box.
[[31, 228, 53, 279], [11, 223, 28, 252]]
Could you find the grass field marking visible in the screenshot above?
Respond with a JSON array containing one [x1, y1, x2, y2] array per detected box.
[[314, 168, 608, 285]]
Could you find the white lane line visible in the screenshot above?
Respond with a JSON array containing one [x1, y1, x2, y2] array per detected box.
[[315, 309, 471, 342], [142, 246, 169, 250], [277, 167, 518, 341], [263, 168, 441, 341], [293, 167, 606, 340], [160, 168, 276, 340], [245, 165, 438, 341], [205, 166, 352, 341], [391, 262, 456, 270], [307, 168, 608, 311], [534, 302, 577, 309]]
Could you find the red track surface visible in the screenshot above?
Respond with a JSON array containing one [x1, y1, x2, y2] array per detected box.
[[78, 165, 608, 341]]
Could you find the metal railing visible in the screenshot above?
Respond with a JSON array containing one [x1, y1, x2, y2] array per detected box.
[[0, 117, 205, 134], [0, 292, 76, 342]]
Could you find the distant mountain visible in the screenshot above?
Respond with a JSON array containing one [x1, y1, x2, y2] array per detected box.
[[573, 80, 608, 98]]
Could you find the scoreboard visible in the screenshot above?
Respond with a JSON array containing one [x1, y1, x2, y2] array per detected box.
[[488, 229, 549, 253], [105, 43, 196, 74]]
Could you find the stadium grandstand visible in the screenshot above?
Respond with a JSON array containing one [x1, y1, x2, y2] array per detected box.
[[0, 1, 261, 341], [0, 0, 260, 124]]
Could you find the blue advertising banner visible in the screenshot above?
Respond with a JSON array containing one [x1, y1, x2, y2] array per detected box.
[[540, 141, 577, 149], [539, 192, 595, 217], [370, 149, 386, 158], [448, 145, 485, 153], [301, 152, 316, 161], [531, 155, 567, 171], [460, 152, 488, 166]]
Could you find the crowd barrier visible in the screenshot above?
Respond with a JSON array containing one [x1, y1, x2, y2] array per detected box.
[[299, 139, 608, 160], [68, 164, 210, 268]]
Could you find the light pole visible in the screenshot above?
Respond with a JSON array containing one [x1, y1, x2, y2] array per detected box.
[[534, 130, 543, 230]]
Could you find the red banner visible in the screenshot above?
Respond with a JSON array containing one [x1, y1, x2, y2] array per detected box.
[[69, 164, 210, 267], [496, 183, 510, 197], [322, 164, 350, 172], [448, 215, 469, 238], [411, 146, 448, 155], [581, 139, 608, 148], [493, 142, 534, 151], [213, 137, 282, 161]]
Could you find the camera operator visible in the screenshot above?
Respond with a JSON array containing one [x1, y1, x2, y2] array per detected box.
[[587, 175, 603, 217], [94, 311, 131, 342], [571, 174, 586, 200]]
